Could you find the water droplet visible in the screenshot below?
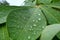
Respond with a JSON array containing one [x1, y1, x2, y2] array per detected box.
[[42, 26, 45, 29], [30, 26, 33, 28], [36, 20, 38, 22], [38, 18, 41, 20], [28, 36, 31, 39], [33, 20, 35, 22], [38, 14, 40, 15], [33, 24, 37, 26]]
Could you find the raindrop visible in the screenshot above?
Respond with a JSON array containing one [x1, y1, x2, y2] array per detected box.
[[38, 18, 41, 20], [33, 24, 37, 26], [38, 14, 40, 15], [36, 20, 38, 22], [28, 36, 31, 39], [30, 26, 33, 28], [33, 20, 35, 22], [42, 26, 45, 29]]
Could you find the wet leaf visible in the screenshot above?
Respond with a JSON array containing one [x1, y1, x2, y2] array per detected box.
[[7, 6, 46, 40]]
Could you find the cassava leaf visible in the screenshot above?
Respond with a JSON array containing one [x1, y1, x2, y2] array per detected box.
[[47, 1, 60, 9], [41, 6, 60, 40], [7, 6, 47, 40], [40, 24, 60, 40], [0, 24, 9, 40], [52, 0, 60, 3], [41, 6, 60, 24], [57, 32, 60, 39], [39, 0, 52, 4], [0, 6, 20, 24]]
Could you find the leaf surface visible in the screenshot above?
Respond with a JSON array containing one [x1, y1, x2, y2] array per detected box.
[[41, 6, 60, 39], [40, 24, 60, 40], [0, 6, 20, 24], [47, 1, 60, 9], [7, 6, 46, 40], [57, 32, 60, 39], [41, 6, 60, 24], [52, 0, 60, 3], [39, 0, 52, 4]]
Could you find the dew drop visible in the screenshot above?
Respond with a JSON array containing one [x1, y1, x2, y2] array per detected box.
[[33, 24, 37, 26], [38, 18, 41, 20], [30, 26, 33, 28], [36, 20, 38, 22], [28, 36, 31, 39], [38, 14, 41, 15], [42, 26, 45, 29], [33, 20, 35, 22]]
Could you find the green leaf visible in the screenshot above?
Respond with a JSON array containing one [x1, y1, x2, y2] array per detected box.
[[0, 6, 20, 24], [47, 1, 60, 9], [52, 0, 60, 3], [0, 24, 9, 40], [40, 24, 60, 40], [7, 6, 47, 40], [39, 0, 52, 4], [41, 6, 60, 24], [41, 6, 60, 40], [57, 32, 60, 39]]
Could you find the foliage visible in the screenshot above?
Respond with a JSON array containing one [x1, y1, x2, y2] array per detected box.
[[0, 0, 60, 40]]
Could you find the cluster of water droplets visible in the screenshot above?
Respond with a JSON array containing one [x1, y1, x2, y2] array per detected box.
[[19, 13, 45, 40], [27, 13, 42, 39]]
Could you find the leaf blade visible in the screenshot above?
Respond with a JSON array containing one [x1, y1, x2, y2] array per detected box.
[[47, 1, 60, 9], [39, 0, 52, 4], [40, 24, 60, 40], [0, 6, 21, 24], [7, 6, 47, 40], [41, 6, 60, 39]]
